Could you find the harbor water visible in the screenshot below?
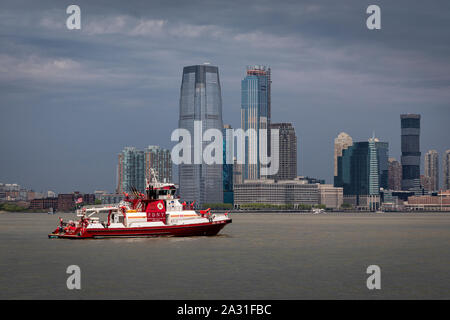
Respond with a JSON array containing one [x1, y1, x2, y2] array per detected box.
[[0, 212, 449, 299]]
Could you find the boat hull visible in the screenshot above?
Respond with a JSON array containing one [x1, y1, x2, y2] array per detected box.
[[49, 219, 232, 239]]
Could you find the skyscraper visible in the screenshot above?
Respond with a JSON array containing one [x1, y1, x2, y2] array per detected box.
[[401, 114, 421, 191], [374, 139, 389, 190], [145, 145, 172, 183], [388, 157, 402, 190], [223, 124, 234, 204], [424, 149, 439, 191], [116, 147, 145, 194], [269, 123, 297, 180], [334, 132, 353, 179], [116, 146, 172, 194], [443, 150, 450, 190], [335, 137, 387, 197], [241, 65, 271, 180], [178, 64, 223, 206]]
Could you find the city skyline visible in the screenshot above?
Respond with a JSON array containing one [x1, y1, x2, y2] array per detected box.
[[1, 1, 450, 193]]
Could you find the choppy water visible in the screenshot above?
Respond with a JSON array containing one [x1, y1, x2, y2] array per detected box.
[[0, 212, 449, 299]]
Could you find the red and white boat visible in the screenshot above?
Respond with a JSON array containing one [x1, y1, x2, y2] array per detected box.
[[48, 176, 232, 239]]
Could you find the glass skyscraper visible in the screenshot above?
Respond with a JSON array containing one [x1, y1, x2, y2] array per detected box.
[[223, 124, 234, 204], [241, 65, 271, 180], [116, 147, 145, 194], [401, 114, 421, 191], [117, 146, 172, 194], [178, 64, 223, 206], [145, 145, 173, 183], [375, 141, 389, 190], [335, 137, 388, 196]]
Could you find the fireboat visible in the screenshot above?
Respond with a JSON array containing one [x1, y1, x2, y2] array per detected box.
[[48, 171, 232, 239]]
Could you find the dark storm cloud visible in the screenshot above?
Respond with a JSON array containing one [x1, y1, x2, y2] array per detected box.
[[0, 0, 449, 192]]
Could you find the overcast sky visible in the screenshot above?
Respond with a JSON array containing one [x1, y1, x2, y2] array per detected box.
[[1, 0, 449, 193]]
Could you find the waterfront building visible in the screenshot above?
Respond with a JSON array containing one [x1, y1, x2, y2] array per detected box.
[[234, 179, 319, 207], [223, 125, 234, 204], [0, 183, 21, 201], [116, 147, 145, 194], [405, 191, 450, 211], [116, 145, 172, 194], [241, 65, 271, 180], [343, 194, 381, 211], [145, 145, 172, 183], [335, 136, 388, 207], [334, 132, 353, 178], [178, 64, 224, 206], [388, 157, 402, 190], [233, 158, 244, 185], [30, 197, 58, 211], [424, 149, 439, 191], [317, 184, 343, 209], [269, 123, 297, 181], [401, 114, 421, 191], [336, 140, 379, 195], [57, 194, 75, 212], [98, 193, 125, 204], [80, 193, 96, 205], [375, 140, 389, 190], [444, 150, 450, 190], [234, 179, 342, 209]]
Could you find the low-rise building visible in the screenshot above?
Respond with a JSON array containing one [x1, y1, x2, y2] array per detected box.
[[30, 197, 58, 211], [234, 179, 319, 207], [343, 195, 381, 211], [405, 190, 450, 211], [98, 193, 125, 204], [318, 184, 343, 209], [57, 194, 74, 212]]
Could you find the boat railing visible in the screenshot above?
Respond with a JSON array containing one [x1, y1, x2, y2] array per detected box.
[[76, 204, 120, 216]]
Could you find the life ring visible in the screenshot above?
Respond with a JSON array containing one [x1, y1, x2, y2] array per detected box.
[[157, 202, 164, 210]]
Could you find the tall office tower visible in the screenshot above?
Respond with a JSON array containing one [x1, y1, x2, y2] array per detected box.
[[373, 139, 389, 190], [269, 123, 297, 180], [334, 132, 353, 181], [443, 150, 450, 190], [367, 138, 381, 195], [178, 64, 223, 206], [388, 157, 402, 190], [241, 65, 271, 180], [401, 114, 421, 191], [116, 147, 145, 194], [424, 149, 439, 191], [420, 174, 432, 192], [223, 124, 234, 204], [233, 158, 244, 185], [335, 139, 383, 196], [145, 145, 172, 183]]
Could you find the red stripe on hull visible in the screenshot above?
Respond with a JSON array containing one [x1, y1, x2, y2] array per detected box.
[[49, 219, 232, 239]]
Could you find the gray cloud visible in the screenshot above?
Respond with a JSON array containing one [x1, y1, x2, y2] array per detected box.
[[0, 0, 449, 192]]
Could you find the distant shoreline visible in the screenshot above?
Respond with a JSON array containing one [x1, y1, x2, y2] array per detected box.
[[0, 210, 448, 215]]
